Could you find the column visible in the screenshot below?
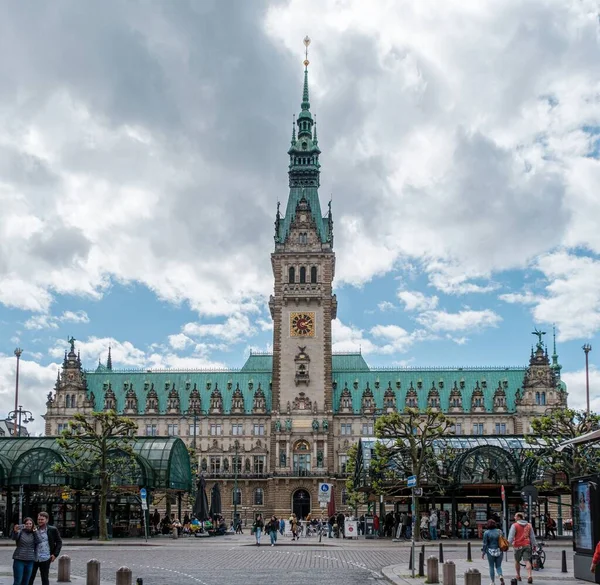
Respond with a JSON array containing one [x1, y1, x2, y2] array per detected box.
[[275, 440, 280, 468]]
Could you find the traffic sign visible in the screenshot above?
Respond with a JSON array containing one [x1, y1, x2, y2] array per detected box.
[[407, 475, 417, 488], [141, 501, 148, 511], [413, 488, 423, 497], [318, 483, 332, 503], [140, 488, 147, 499], [521, 485, 538, 502]]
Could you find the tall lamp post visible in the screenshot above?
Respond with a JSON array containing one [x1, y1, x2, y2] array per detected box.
[[13, 348, 23, 436], [233, 440, 240, 525], [583, 344, 592, 415], [7, 406, 34, 437]]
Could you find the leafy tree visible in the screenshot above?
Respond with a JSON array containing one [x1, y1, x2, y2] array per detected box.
[[526, 408, 600, 490], [55, 411, 138, 540], [344, 443, 368, 513]]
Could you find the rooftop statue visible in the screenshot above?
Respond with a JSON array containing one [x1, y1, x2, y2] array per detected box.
[[531, 328, 546, 350]]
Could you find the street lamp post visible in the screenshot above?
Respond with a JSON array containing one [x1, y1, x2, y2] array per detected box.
[[234, 440, 239, 525], [583, 344, 592, 415], [7, 406, 34, 437], [13, 348, 23, 436]]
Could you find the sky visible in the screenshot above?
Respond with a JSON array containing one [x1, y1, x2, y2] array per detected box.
[[0, 0, 599, 435]]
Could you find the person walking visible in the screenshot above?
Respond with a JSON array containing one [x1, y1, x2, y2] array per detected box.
[[29, 511, 62, 585], [508, 512, 536, 584], [12, 517, 41, 585], [482, 519, 505, 585], [85, 513, 95, 541], [461, 511, 470, 540], [253, 514, 264, 546], [268, 516, 278, 546], [279, 517, 285, 536], [545, 515, 556, 540], [290, 514, 299, 541], [429, 509, 438, 541]]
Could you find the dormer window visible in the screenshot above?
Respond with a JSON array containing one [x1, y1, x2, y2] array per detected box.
[[302, 142, 307, 150]]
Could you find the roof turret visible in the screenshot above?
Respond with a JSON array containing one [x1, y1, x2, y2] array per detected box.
[[551, 325, 562, 378]]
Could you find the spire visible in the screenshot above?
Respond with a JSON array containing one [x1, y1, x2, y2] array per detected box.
[[291, 115, 296, 145], [301, 36, 311, 111], [313, 114, 318, 146], [551, 325, 562, 377], [107, 346, 113, 371]]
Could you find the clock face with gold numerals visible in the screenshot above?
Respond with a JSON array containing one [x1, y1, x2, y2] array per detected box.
[[290, 312, 315, 337]]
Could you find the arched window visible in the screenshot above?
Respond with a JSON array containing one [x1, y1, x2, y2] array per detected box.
[[541, 392, 546, 406], [310, 266, 317, 283], [65, 395, 71, 408], [288, 267, 295, 283], [535, 392, 540, 405], [254, 488, 264, 506], [299, 267, 306, 284], [232, 488, 242, 506]]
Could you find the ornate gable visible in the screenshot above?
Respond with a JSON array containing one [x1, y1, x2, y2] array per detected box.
[[471, 382, 485, 412], [361, 383, 375, 414], [103, 383, 116, 411], [427, 384, 440, 411], [405, 383, 418, 408], [293, 391, 312, 411], [253, 384, 267, 414], [383, 383, 396, 412], [449, 382, 463, 412], [210, 385, 223, 414], [493, 383, 507, 412], [123, 383, 138, 415], [231, 384, 245, 414], [339, 384, 353, 413], [145, 384, 159, 414], [188, 384, 202, 414], [167, 387, 180, 414]]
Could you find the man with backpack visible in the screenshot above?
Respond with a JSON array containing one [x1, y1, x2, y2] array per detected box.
[[508, 512, 536, 584]]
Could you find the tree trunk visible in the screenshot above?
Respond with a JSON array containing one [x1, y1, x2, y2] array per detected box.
[[99, 477, 109, 541]]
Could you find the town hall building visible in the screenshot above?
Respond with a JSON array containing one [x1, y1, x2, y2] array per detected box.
[[44, 48, 567, 524]]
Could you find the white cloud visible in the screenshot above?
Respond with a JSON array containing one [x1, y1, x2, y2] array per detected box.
[[167, 333, 193, 351], [377, 301, 396, 312], [562, 367, 600, 413], [0, 353, 58, 436], [370, 324, 419, 354], [182, 314, 256, 343], [499, 291, 541, 305], [531, 252, 600, 341], [24, 310, 90, 330], [416, 309, 502, 332], [397, 290, 438, 312], [332, 320, 378, 354], [49, 337, 146, 368]]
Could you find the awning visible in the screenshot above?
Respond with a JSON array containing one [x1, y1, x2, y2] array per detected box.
[[556, 429, 600, 452]]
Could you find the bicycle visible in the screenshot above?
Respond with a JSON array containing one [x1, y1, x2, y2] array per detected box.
[[520, 542, 546, 570]]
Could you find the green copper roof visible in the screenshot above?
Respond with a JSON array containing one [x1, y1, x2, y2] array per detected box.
[[86, 370, 272, 414], [333, 367, 526, 414]]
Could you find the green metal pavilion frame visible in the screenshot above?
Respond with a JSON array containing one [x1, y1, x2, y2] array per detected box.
[[0, 436, 192, 491]]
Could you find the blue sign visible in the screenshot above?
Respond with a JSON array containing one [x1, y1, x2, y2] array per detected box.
[[320, 484, 330, 493], [407, 475, 417, 488], [140, 488, 147, 499]]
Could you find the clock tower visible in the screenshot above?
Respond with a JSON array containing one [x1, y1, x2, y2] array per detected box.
[[269, 39, 337, 476]]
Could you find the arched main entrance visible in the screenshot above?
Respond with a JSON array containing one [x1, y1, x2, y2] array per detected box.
[[292, 489, 311, 520]]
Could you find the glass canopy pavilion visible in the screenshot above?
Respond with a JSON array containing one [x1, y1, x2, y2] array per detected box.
[[0, 437, 191, 537], [354, 436, 567, 537]]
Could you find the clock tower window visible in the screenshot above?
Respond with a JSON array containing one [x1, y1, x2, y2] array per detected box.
[[299, 267, 306, 283], [289, 267, 295, 283], [310, 266, 317, 283]]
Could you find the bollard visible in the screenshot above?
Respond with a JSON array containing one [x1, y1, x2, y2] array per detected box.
[[439, 541, 444, 563], [136, 579, 143, 585], [427, 555, 440, 584], [562, 550, 568, 573], [171, 526, 178, 539], [418, 551, 425, 577], [57, 555, 71, 583], [422, 544, 426, 558], [443, 561, 456, 585], [510, 579, 518, 585], [116, 566, 132, 585], [464, 568, 481, 585], [409, 546, 413, 570], [467, 541, 472, 562], [87, 559, 101, 585]]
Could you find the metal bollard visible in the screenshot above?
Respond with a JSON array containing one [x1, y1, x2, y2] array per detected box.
[[136, 579, 143, 585], [464, 568, 481, 585], [409, 546, 413, 570], [427, 555, 440, 584], [57, 555, 71, 583], [116, 566, 132, 585], [418, 551, 425, 577], [562, 550, 568, 573], [439, 541, 444, 563], [467, 541, 472, 562], [443, 561, 456, 585], [87, 559, 101, 585]]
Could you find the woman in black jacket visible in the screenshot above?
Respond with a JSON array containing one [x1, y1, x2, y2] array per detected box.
[[12, 517, 41, 585]]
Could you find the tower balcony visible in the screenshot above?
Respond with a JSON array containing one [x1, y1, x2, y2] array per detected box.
[[282, 282, 323, 297]]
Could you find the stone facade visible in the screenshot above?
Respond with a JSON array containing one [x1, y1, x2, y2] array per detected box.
[[43, 59, 567, 523]]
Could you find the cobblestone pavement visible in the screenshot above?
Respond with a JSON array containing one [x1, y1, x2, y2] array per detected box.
[[0, 537, 408, 585]]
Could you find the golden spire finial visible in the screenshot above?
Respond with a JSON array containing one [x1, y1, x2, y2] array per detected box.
[[303, 36, 311, 68]]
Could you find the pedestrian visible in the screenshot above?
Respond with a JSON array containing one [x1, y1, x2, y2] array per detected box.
[[420, 513, 429, 538], [590, 539, 600, 574], [152, 508, 160, 534], [545, 515, 556, 540], [482, 519, 505, 585], [328, 514, 335, 538], [235, 518, 243, 534], [279, 517, 285, 536], [253, 514, 264, 546], [461, 511, 470, 540], [508, 512, 536, 584], [268, 515, 278, 546], [429, 509, 438, 541], [29, 511, 62, 585], [12, 517, 41, 585], [290, 514, 299, 541], [85, 513, 94, 541]]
